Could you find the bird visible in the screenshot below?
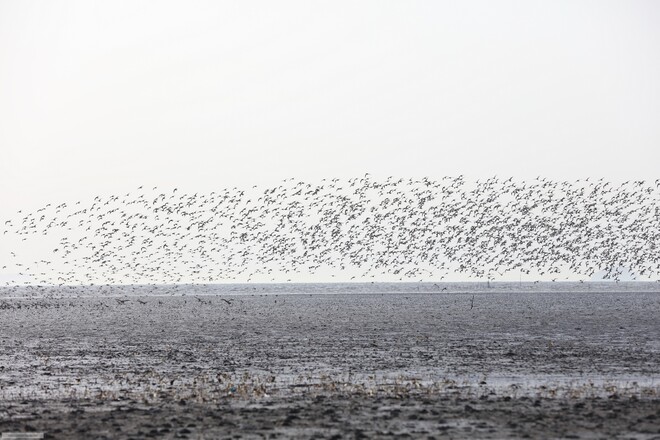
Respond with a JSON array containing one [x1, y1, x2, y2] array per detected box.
[[1, 177, 659, 289]]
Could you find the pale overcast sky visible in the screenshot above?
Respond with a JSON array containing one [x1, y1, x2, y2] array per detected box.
[[1, 0, 659, 218]]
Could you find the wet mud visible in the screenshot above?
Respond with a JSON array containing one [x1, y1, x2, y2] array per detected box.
[[0, 291, 659, 438]]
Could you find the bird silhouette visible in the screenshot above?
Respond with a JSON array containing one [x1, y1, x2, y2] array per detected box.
[[0, 175, 659, 292]]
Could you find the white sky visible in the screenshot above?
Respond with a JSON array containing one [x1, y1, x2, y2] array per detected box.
[[0, 0, 660, 218], [1, 0, 659, 218], [0, 1, 659, 284]]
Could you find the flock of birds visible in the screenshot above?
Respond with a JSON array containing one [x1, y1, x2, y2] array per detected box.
[[1, 175, 659, 288]]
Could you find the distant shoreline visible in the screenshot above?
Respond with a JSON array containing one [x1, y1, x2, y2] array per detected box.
[[2, 281, 660, 298]]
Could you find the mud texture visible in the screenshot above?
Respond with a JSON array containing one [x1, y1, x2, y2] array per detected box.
[[0, 290, 659, 439]]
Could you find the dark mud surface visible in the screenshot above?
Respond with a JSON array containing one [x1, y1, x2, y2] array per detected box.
[[1, 394, 659, 439], [1, 289, 659, 438]]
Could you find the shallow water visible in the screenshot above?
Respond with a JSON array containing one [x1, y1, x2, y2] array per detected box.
[[0, 285, 658, 403]]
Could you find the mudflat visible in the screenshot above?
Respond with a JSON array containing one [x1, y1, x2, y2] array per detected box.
[[0, 288, 659, 439]]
